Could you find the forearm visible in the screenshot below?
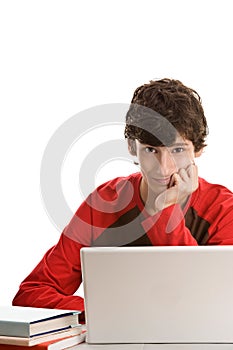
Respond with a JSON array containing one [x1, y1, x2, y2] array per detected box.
[[12, 234, 85, 313], [12, 284, 84, 311], [12, 285, 85, 323]]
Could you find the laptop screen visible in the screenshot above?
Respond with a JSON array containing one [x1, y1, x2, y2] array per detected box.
[[81, 246, 233, 344]]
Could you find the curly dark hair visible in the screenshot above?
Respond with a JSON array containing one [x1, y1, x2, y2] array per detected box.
[[124, 78, 208, 152]]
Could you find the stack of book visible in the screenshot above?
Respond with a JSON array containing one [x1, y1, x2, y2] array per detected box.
[[0, 306, 86, 349]]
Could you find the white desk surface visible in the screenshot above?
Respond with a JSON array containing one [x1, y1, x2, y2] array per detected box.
[[73, 343, 233, 350]]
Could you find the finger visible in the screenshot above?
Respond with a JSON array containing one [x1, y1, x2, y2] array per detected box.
[[178, 168, 189, 181], [186, 163, 198, 178], [170, 172, 180, 186]]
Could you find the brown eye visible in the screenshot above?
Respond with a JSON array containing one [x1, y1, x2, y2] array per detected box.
[[145, 147, 156, 153], [172, 147, 184, 153]]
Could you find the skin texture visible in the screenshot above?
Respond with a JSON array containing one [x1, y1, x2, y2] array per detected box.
[[128, 136, 202, 216]]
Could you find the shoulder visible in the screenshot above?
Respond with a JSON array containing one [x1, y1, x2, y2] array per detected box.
[[95, 172, 141, 195], [89, 172, 142, 212], [193, 177, 233, 215], [198, 177, 233, 199]]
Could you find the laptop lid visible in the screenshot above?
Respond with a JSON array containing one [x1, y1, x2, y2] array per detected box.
[[81, 246, 233, 344]]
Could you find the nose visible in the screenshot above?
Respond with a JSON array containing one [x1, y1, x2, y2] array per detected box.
[[158, 149, 176, 176]]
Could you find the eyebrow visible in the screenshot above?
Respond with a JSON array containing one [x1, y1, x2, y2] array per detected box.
[[143, 142, 189, 148], [169, 142, 189, 147]]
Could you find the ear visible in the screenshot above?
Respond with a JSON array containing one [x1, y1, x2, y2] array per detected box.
[[127, 139, 137, 156], [194, 148, 204, 158]]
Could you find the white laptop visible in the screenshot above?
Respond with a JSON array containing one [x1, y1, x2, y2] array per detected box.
[[80, 246, 233, 344]]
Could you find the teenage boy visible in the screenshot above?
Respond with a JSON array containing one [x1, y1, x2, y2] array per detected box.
[[13, 78, 233, 319]]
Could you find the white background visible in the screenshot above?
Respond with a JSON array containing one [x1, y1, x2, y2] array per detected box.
[[0, 0, 233, 305]]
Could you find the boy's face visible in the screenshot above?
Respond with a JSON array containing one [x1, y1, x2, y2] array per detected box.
[[133, 135, 202, 199]]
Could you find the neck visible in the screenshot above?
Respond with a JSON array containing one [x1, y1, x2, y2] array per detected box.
[[139, 178, 161, 213]]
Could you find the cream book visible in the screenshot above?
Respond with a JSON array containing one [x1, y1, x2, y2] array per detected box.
[[0, 331, 86, 349], [0, 306, 81, 338], [0, 332, 86, 349], [0, 327, 85, 347]]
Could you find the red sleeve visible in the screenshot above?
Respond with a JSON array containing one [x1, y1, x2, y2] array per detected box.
[[12, 197, 94, 322], [207, 203, 233, 245], [142, 204, 198, 246], [12, 233, 85, 312]]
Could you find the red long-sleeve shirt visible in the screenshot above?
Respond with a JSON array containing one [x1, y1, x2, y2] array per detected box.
[[12, 173, 233, 316]]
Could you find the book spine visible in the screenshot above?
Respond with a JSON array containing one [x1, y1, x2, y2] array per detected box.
[[0, 322, 29, 338]]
